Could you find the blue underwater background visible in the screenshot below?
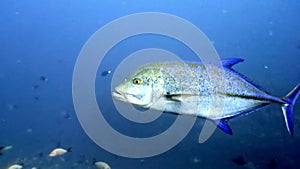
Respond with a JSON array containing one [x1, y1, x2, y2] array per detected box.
[[1, 0, 300, 169]]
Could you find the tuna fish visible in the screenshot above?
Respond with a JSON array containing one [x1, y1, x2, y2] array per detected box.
[[112, 58, 300, 135]]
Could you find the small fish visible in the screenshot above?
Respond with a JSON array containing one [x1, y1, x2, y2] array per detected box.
[[32, 84, 39, 89], [101, 70, 111, 76], [37, 152, 43, 158], [113, 58, 300, 135], [40, 76, 48, 81], [232, 155, 246, 166], [7, 164, 23, 169], [49, 147, 71, 157], [0, 145, 13, 155], [61, 111, 71, 119], [2, 145, 13, 151], [94, 161, 111, 169]]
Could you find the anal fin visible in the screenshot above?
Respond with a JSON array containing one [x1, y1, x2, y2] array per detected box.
[[222, 58, 244, 68], [213, 119, 233, 135]]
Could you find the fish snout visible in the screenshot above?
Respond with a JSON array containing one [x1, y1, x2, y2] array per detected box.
[[112, 87, 126, 102]]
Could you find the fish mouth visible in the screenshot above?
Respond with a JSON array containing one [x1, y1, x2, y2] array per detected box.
[[112, 89, 142, 104], [112, 90, 126, 102]]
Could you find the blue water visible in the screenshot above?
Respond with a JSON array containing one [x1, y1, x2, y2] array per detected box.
[[1, 0, 300, 168]]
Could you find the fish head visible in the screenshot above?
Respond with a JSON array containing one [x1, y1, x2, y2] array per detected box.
[[49, 150, 56, 157], [113, 66, 164, 108]]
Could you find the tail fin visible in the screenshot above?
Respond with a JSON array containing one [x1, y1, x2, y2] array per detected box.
[[66, 147, 72, 152], [281, 84, 300, 135]]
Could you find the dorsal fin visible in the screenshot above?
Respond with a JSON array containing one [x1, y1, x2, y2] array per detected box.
[[222, 58, 244, 68]]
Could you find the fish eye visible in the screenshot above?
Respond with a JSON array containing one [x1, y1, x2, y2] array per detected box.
[[132, 78, 143, 85]]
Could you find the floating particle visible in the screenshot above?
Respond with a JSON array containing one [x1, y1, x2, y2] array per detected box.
[[269, 30, 273, 36], [192, 156, 200, 163], [264, 65, 268, 69], [26, 128, 33, 133], [16, 60, 22, 64]]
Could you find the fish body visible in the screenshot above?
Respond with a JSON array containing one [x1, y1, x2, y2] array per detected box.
[[7, 164, 23, 169], [49, 147, 71, 157], [94, 161, 111, 169], [0, 145, 12, 156], [0, 145, 12, 151], [113, 58, 300, 135]]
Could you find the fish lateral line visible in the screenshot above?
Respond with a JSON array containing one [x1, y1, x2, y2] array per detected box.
[[214, 90, 284, 104]]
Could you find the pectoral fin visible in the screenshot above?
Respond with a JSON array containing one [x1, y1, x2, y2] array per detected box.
[[164, 93, 199, 102], [165, 94, 182, 102], [213, 119, 233, 135]]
